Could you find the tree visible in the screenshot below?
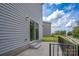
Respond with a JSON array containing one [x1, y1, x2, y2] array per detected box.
[[72, 26, 79, 38], [77, 21, 79, 25], [67, 31, 72, 36], [54, 30, 66, 35], [72, 20, 79, 38]]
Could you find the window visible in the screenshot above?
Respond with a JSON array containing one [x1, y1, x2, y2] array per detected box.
[[30, 20, 39, 41]]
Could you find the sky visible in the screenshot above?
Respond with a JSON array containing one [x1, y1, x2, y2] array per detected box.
[[43, 3, 79, 33]]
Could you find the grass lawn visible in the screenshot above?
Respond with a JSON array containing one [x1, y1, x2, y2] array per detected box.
[[42, 35, 58, 42]]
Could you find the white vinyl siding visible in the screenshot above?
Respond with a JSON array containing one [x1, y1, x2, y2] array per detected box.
[[0, 4, 30, 55], [0, 3, 42, 55]]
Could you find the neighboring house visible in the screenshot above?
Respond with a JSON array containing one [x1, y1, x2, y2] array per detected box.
[[43, 21, 51, 36], [0, 3, 42, 55]]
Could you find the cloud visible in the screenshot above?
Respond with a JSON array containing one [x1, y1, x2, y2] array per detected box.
[[55, 3, 61, 5], [51, 13, 77, 33], [51, 11, 77, 33], [65, 19, 77, 27], [64, 4, 75, 11], [43, 3, 57, 16], [43, 16, 51, 22], [65, 20, 72, 27], [47, 9, 65, 21], [48, 3, 61, 6], [43, 9, 65, 22], [65, 19, 73, 27], [48, 3, 54, 6], [50, 11, 70, 27], [57, 13, 70, 26], [51, 12, 77, 27], [43, 3, 79, 33]]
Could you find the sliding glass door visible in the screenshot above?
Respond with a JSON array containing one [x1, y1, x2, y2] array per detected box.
[[30, 20, 34, 41], [35, 23, 39, 40], [30, 20, 39, 41]]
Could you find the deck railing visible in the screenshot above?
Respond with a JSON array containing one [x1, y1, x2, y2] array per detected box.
[[49, 43, 79, 56]]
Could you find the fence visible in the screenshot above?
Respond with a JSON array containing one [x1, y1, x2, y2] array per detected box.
[[49, 43, 79, 56]]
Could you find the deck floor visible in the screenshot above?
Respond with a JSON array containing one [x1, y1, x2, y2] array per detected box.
[[17, 42, 62, 56]]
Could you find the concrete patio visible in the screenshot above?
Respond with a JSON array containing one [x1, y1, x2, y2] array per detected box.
[[17, 42, 62, 56]]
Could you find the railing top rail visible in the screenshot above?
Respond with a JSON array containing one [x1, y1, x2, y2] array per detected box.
[[58, 35, 79, 45], [50, 43, 79, 46]]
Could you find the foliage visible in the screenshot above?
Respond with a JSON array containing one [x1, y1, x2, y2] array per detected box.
[[67, 31, 72, 36], [53, 30, 66, 36], [72, 26, 79, 38], [43, 35, 51, 37], [42, 36, 58, 42]]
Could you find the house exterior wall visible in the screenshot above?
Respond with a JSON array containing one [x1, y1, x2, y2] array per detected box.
[[43, 22, 51, 36], [13, 3, 42, 40], [0, 3, 42, 55]]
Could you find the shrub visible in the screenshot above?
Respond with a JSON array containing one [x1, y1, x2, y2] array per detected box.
[[72, 26, 79, 38], [67, 31, 72, 36], [42, 36, 58, 42]]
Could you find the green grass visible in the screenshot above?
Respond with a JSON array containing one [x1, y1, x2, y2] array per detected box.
[[42, 35, 58, 42]]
